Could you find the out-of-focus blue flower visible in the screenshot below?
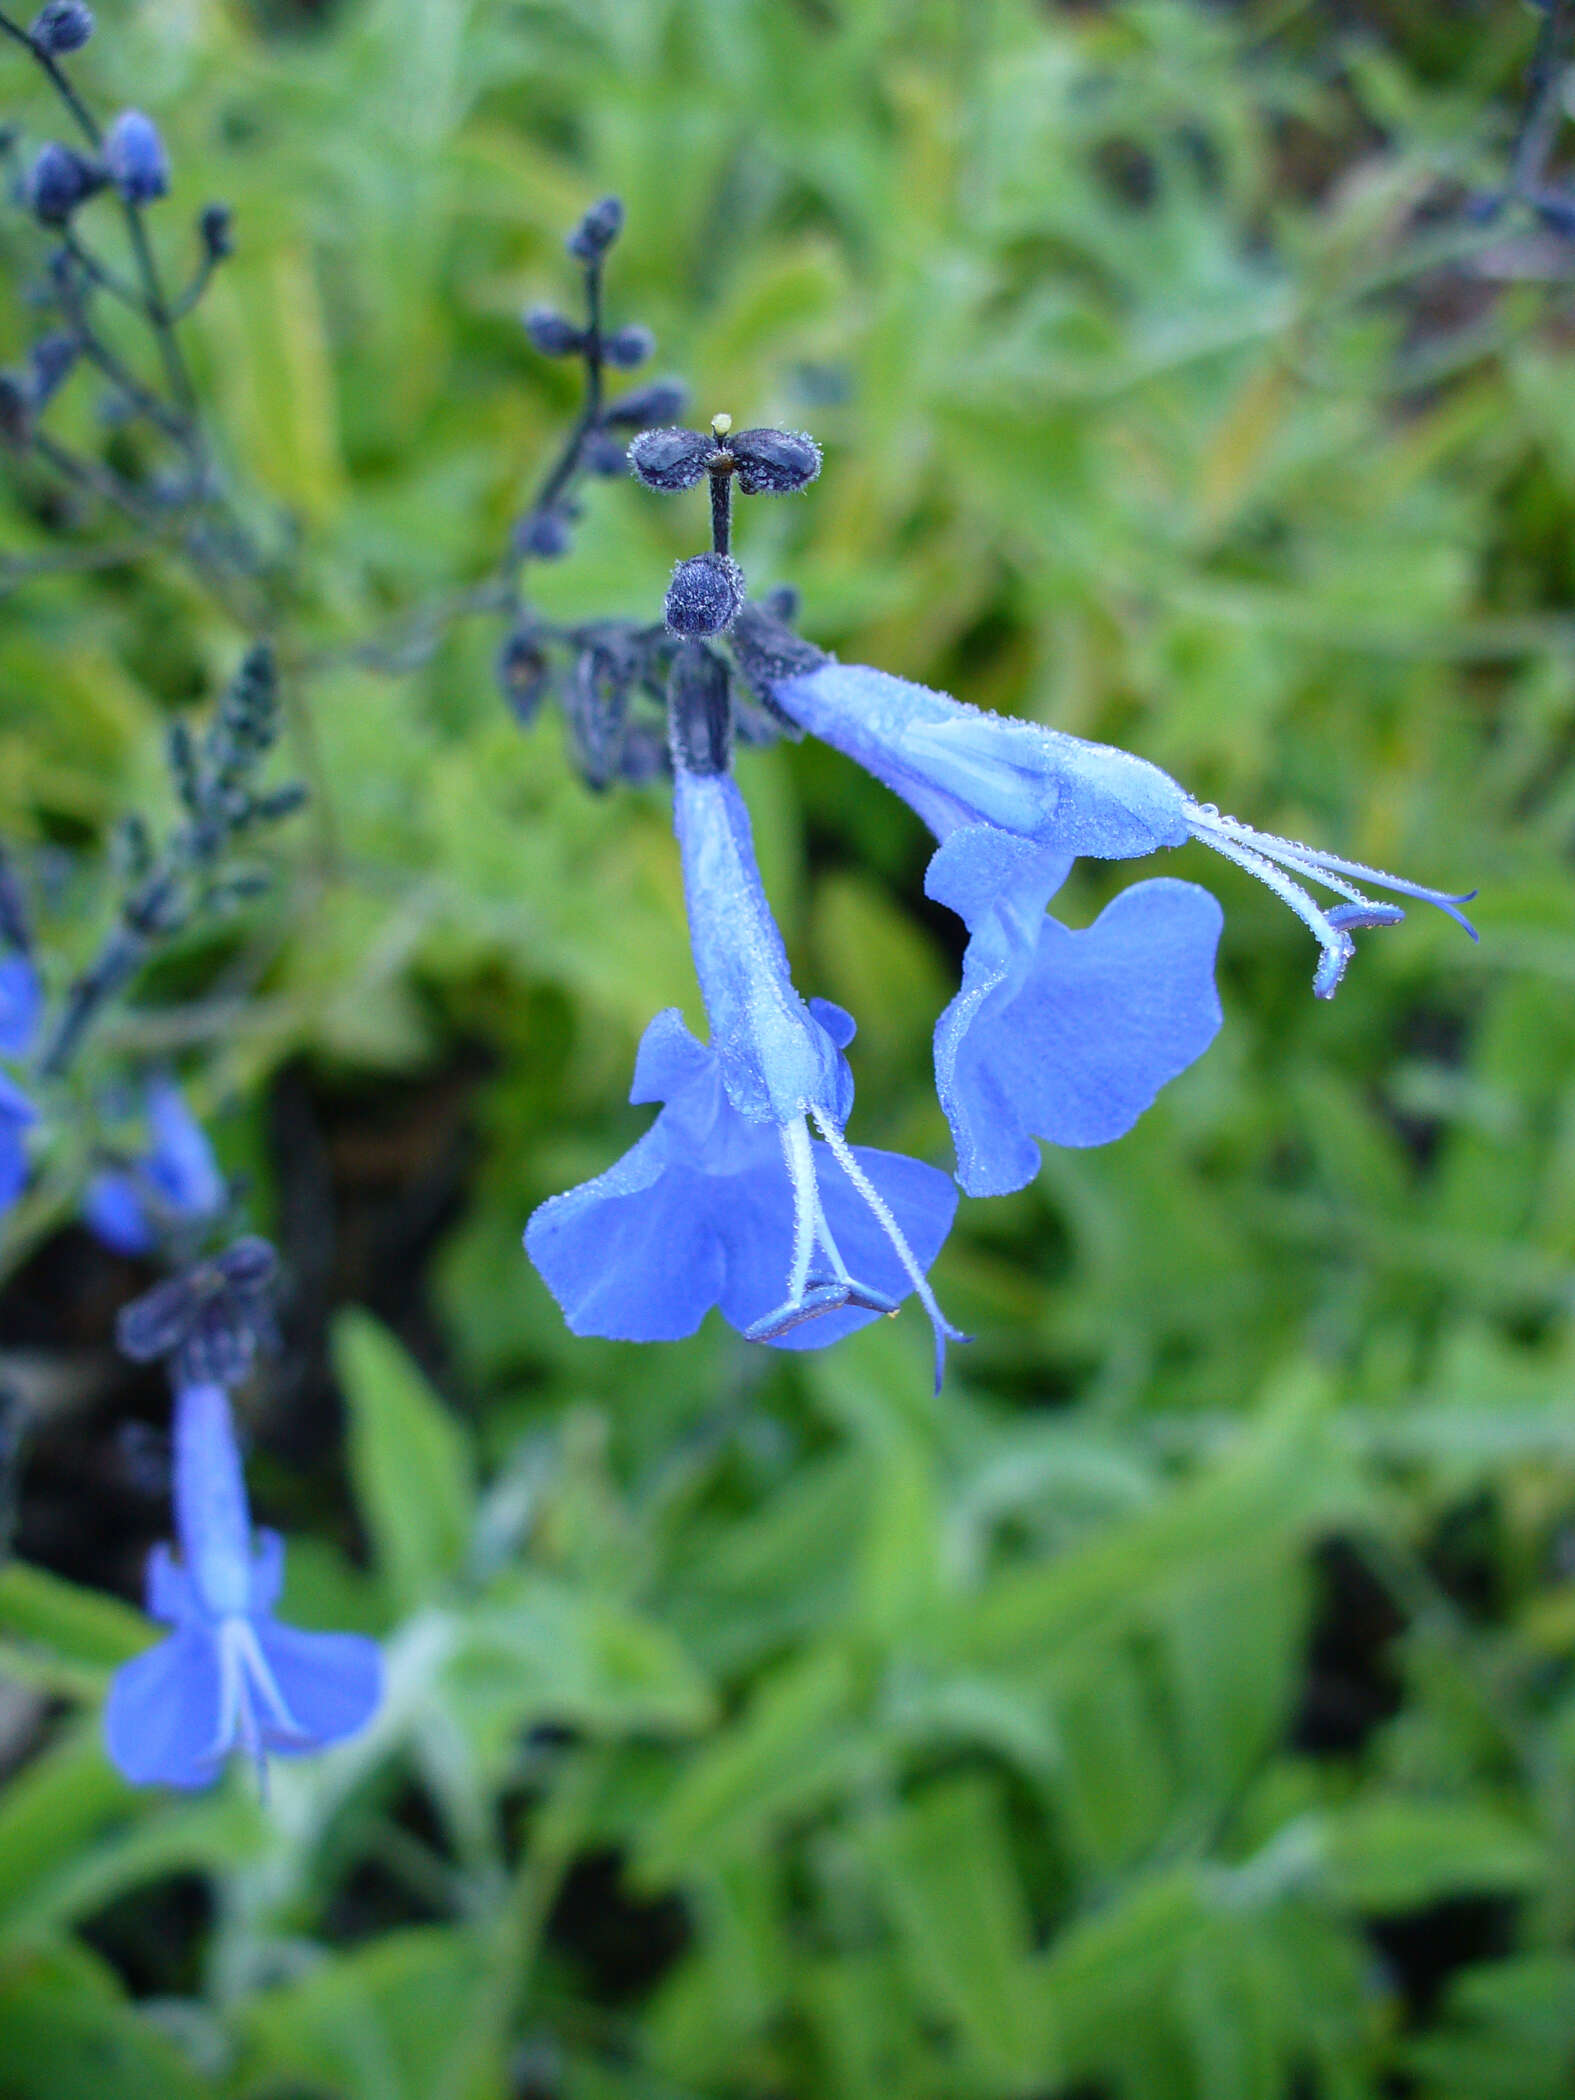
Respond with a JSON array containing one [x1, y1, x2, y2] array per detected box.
[[104, 1381, 381, 1790], [103, 110, 169, 205], [116, 1236, 277, 1389], [926, 826, 1224, 1197], [527, 762, 963, 1384], [765, 651, 1476, 999], [0, 954, 41, 1060], [0, 1073, 37, 1214], [85, 1077, 226, 1256], [0, 955, 41, 1214]]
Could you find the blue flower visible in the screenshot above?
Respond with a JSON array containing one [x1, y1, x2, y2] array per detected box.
[[527, 761, 963, 1384], [0, 955, 41, 1215], [103, 110, 169, 207], [926, 826, 1224, 1197], [104, 1381, 381, 1791], [765, 652, 1477, 999], [85, 1077, 226, 1257]]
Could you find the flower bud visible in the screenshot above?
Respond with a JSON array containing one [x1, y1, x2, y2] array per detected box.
[[25, 141, 103, 225], [603, 324, 654, 370], [514, 509, 571, 561], [199, 202, 234, 260], [104, 110, 169, 206], [568, 641, 634, 791], [665, 552, 744, 638], [730, 426, 822, 495], [584, 430, 630, 477], [603, 378, 688, 430], [566, 195, 623, 262], [29, 0, 94, 53], [28, 332, 77, 406], [628, 425, 712, 491], [523, 305, 584, 356]]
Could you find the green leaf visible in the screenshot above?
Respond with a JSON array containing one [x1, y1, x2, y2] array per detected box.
[[0, 1561, 152, 1697], [0, 1942, 208, 2100], [1316, 1799, 1546, 1913], [863, 1773, 1046, 2087], [334, 1308, 476, 1614]]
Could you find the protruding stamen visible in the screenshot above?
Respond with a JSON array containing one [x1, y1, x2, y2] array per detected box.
[[811, 1111, 969, 1393], [1184, 801, 1477, 999]]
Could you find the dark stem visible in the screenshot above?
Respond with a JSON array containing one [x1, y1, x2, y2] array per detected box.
[[502, 253, 607, 598], [709, 463, 732, 556]]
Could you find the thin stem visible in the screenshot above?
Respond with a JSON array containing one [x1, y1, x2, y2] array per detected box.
[[1510, 0, 1574, 198], [709, 462, 732, 556], [502, 253, 607, 597]]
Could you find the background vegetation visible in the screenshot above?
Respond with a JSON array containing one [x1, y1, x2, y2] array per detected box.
[[2, 1, 1574, 2095]]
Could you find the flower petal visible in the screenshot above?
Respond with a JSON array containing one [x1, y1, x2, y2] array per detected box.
[[0, 955, 41, 1060], [146, 1078, 226, 1217], [252, 1622, 382, 1752], [103, 1624, 225, 1789], [935, 873, 1224, 1197], [84, 1170, 155, 1256], [525, 1133, 730, 1341]]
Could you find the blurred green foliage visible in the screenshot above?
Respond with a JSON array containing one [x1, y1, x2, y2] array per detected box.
[[2, 0, 1575, 2095]]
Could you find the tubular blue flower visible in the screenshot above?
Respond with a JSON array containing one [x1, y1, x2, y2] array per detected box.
[[0, 955, 41, 1215], [747, 631, 1476, 1000], [926, 826, 1224, 1196], [85, 1077, 226, 1256], [527, 744, 964, 1384], [104, 1382, 381, 1791], [0, 954, 41, 1059]]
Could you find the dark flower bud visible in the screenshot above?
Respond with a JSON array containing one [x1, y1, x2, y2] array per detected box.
[[584, 430, 629, 477], [496, 625, 551, 725], [667, 642, 732, 777], [0, 374, 31, 448], [514, 509, 571, 561], [729, 426, 823, 495], [28, 331, 77, 406], [567, 640, 634, 791], [761, 583, 800, 623], [199, 202, 234, 260], [117, 1237, 278, 1386], [619, 720, 671, 785], [628, 425, 712, 491], [252, 783, 308, 823], [104, 111, 169, 205], [566, 195, 623, 262], [29, 0, 94, 52], [523, 305, 584, 357], [603, 324, 655, 370], [665, 552, 744, 638], [603, 378, 688, 430], [25, 141, 104, 225]]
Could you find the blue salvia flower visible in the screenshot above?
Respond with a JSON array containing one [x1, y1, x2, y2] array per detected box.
[[742, 628, 1477, 1001], [0, 954, 41, 1214], [85, 1076, 227, 1257], [527, 647, 963, 1384], [104, 1380, 382, 1790]]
